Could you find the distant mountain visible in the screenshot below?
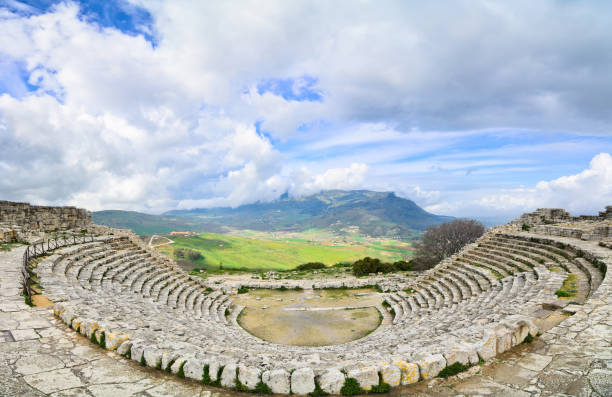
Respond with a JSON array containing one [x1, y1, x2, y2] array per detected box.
[[94, 190, 452, 237]]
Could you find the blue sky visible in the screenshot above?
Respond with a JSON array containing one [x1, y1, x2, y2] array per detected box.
[[0, 0, 611, 222]]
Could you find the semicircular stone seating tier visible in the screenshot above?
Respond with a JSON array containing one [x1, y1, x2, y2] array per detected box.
[[36, 226, 608, 395]]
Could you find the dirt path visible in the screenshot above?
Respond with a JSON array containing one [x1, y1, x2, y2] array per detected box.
[[148, 234, 174, 249]]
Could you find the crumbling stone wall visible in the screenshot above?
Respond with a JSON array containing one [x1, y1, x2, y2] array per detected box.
[[515, 206, 612, 227], [0, 201, 91, 232]]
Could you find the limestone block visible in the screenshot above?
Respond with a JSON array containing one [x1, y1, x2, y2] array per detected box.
[[130, 342, 146, 364], [83, 320, 100, 339], [206, 359, 221, 382], [60, 310, 75, 327], [104, 332, 129, 351], [143, 347, 163, 369], [262, 368, 290, 394], [238, 364, 261, 390], [347, 365, 379, 391], [161, 351, 180, 372], [444, 343, 477, 366], [379, 362, 401, 387], [70, 317, 84, 333], [317, 368, 345, 395], [116, 341, 132, 357], [53, 303, 66, 317], [183, 359, 204, 381], [221, 363, 237, 388], [476, 329, 497, 360], [415, 353, 446, 380], [391, 359, 419, 385], [495, 325, 513, 354], [170, 357, 188, 375], [291, 367, 315, 395]]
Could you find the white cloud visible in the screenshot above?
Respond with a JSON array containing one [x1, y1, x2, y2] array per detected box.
[[290, 163, 369, 196], [427, 153, 612, 218], [1, 1, 611, 215]]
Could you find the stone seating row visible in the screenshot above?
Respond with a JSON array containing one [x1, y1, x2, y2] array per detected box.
[[39, 239, 233, 324], [37, 234, 574, 394]]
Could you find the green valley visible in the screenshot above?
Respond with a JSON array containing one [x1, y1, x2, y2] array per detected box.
[[155, 231, 414, 271]]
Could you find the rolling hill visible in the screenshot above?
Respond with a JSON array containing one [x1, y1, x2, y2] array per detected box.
[[93, 190, 452, 237]]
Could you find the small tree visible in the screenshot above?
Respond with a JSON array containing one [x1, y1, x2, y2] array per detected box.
[[412, 219, 484, 270]]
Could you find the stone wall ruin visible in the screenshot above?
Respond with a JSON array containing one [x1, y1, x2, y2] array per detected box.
[[0, 200, 91, 233]]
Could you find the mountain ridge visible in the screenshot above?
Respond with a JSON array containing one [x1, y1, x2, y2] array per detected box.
[[94, 190, 452, 237]]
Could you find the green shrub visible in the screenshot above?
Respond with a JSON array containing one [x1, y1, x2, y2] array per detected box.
[[140, 355, 147, 367], [237, 286, 249, 294], [211, 366, 224, 386], [522, 334, 534, 344], [393, 260, 412, 271], [294, 286, 304, 291], [370, 378, 391, 393], [23, 294, 33, 307], [309, 379, 328, 397], [99, 331, 106, 349], [522, 224, 531, 231], [381, 300, 390, 308], [277, 285, 288, 291], [177, 361, 186, 378], [174, 247, 203, 261], [254, 381, 273, 394], [340, 378, 364, 396], [166, 358, 176, 373], [202, 364, 211, 384], [438, 362, 470, 378], [555, 290, 571, 297], [296, 262, 326, 271]]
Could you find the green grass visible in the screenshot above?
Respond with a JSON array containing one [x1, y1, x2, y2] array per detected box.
[[555, 274, 578, 299], [473, 263, 504, 280], [158, 232, 413, 271], [340, 378, 364, 396], [438, 362, 470, 378]]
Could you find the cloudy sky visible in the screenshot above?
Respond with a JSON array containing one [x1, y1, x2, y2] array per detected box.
[[0, 0, 611, 222]]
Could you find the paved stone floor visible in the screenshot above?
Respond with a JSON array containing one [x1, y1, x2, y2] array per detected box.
[[2, 243, 611, 396]]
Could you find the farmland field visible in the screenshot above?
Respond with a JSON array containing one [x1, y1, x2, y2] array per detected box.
[[155, 230, 414, 271]]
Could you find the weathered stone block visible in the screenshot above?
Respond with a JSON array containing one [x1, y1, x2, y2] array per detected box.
[[143, 347, 163, 369], [170, 357, 187, 375], [206, 359, 221, 382], [415, 353, 446, 380], [318, 368, 345, 395], [116, 341, 132, 357], [104, 332, 129, 351], [70, 317, 84, 333], [347, 365, 379, 391], [238, 364, 261, 390], [495, 325, 513, 354], [183, 359, 204, 381], [444, 343, 477, 366], [221, 363, 237, 388], [392, 359, 419, 385], [379, 362, 401, 387], [263, 369, 290, 394], [476, 329, 497, 360], [291, 367, 315, 394], [161, 351, 180, 372], [130, 342, 146, 364]]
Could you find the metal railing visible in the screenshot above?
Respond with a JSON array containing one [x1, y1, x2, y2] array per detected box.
[[22, 234, 96, 303]]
